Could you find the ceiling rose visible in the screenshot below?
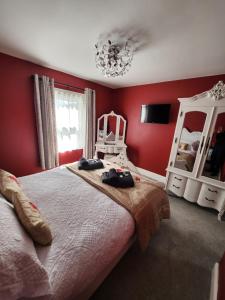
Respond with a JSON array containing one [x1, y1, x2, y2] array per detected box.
[[95, 35, 134, 78]]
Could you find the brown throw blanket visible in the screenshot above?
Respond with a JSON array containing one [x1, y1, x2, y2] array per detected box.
[[67, 162, 170, 250]]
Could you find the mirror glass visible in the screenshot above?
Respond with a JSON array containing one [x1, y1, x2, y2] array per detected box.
[[106, 116, 117, 144], [108, 116, 117, 134], [201, 112, 225, 182], [174, 111, 207, 172], [119, 118, 125, 142], [98, 117, 105, 141], [97, 113, 126, 144]]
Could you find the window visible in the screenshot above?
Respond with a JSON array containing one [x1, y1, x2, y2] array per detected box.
[[54, 88, 86, 152]]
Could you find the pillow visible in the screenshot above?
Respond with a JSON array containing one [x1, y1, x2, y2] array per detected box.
[[99, 129, 104, 138], [179, 143, 188, 150], [191, 140, 200, 152], [0, 169, 52, 246], [0, 195, 52, 299], [106, 131, 115, 141]]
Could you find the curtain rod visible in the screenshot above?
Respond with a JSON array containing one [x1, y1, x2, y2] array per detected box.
[[55, 81, 84, 92], [33, 75, 85, 92]]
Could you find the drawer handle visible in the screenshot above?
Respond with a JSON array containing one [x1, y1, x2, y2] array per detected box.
[[205, 197, 215, 203], [174, 176, 182, 181], [208, 188, 218, 194], [172, 184, 180, 189]]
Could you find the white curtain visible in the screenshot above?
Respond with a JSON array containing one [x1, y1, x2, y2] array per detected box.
[[54, 88, 85, 152], [84, 88, 96, 159], [34, 74, 59, 170]]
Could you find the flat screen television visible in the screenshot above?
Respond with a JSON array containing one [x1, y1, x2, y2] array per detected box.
[[140, 104, 171, 124]]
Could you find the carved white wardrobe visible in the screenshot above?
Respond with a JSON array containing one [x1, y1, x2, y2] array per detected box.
[[166, 81, 225, 220]]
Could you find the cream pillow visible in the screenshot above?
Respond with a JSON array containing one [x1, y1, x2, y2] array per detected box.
[[106, 131, 115, 141], [179, 143, 188, 150], [0, 195, 52, 299], [0, 169, 52, 246]]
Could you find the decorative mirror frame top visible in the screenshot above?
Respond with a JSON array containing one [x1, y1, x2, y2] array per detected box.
[[178, 81, 225, 105]]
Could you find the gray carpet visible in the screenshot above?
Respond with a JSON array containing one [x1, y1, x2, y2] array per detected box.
[[91, 196, 225, 300]]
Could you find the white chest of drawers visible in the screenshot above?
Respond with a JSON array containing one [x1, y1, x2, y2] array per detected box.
[[167, 173, 187, 197], [197, 183, 225, 212], [167, 172, 225, 220]]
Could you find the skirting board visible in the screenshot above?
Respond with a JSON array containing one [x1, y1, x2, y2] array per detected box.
[[210, 263, 219, 300], [137, 167, 166, 184]]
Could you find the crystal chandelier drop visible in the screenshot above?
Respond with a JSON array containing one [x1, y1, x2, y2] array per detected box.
[[95, 38, 133, 77]]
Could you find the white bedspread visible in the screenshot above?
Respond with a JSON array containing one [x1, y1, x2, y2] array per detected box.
[[0, 197, 51, 300], [19, 167, 135, 300]]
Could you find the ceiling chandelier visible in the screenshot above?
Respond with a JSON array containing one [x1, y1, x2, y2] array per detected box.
[[95, 37, 133, 77]]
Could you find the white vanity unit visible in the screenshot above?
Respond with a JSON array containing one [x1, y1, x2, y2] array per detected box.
[[166, 81, 225, 220], [95, 111, 136, 171]]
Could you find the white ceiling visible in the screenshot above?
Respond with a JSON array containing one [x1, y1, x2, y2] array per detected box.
[[0, 0, 225, 88]]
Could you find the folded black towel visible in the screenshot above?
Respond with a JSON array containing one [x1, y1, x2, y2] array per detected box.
[[78, 157, 89, 168], [117, 170, 135, 188], [78, 158, 104, 170], [102, 168, 134, 188], [102, 168, 119, 187]]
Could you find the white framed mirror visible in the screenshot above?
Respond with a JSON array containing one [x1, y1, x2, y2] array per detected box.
[[97, 111, 126, 145]]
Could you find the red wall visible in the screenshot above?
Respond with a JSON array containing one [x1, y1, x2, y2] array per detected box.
[[111, 75, 225, 176], [0, 53, 112, 176], [1, 51, 225, 178], [183, 112, 206, 132]]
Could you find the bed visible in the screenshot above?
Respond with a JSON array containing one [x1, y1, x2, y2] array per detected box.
[[0, 162, 170, 300]]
